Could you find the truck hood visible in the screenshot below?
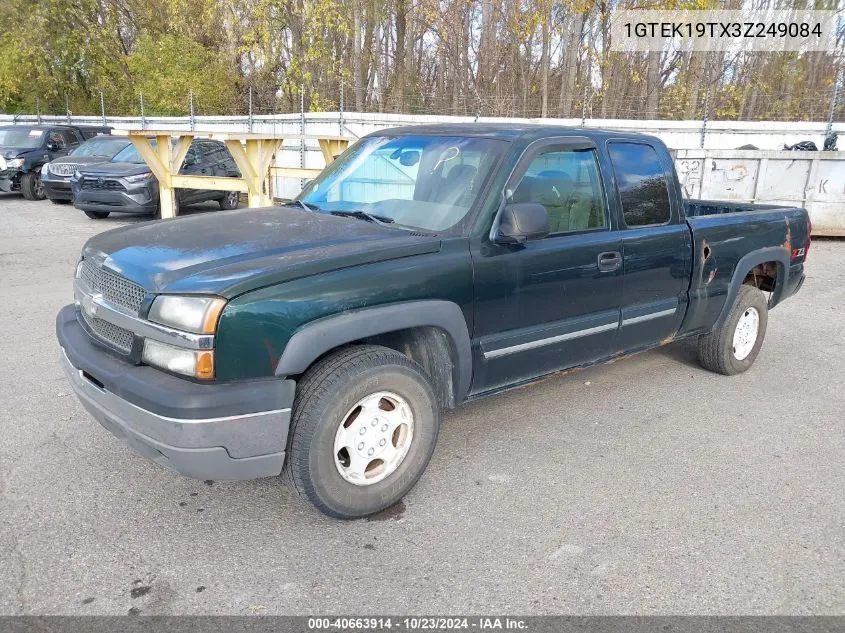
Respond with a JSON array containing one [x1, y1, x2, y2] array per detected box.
[[77, 162, 151, 178], [52, 155, 113, 166], [0, 147, 32, 159], [81, 207, 441, 297]]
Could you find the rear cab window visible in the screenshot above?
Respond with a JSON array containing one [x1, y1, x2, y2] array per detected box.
[[608, 142, 672, 227]]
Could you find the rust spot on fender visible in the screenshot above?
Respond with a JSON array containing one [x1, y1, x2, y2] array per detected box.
[[783, 219, 792, 252]]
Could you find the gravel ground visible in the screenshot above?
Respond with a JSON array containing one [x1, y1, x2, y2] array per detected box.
[[0, 193, 843, 615]]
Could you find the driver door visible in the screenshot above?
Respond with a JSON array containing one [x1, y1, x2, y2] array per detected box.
[[469, 138, 623, 393]]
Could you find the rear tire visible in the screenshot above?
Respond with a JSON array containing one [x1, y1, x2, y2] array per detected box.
[[218, 191, 240, 210], [21, 173, 45, 201], [83, 210, 110, 220], [284, 345, 440, 519], [698, 285, 768, 375]]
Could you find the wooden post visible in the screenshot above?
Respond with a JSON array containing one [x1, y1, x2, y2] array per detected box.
[[317, 138, 350, 165], [156, 134, 177, 218], [226, 140, 261, 207], [128, 133, 186, 219], [245, 139, 265, 207]]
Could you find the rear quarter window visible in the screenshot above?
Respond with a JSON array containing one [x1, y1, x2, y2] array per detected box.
[[608, 142, 671, 227]]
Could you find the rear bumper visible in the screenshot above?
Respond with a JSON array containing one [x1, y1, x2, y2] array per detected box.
[[56, 304, 294, 480]]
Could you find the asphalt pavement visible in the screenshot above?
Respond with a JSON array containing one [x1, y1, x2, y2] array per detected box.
[[0, 193, 843, 615]]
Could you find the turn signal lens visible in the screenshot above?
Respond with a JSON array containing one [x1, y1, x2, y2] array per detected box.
[[142, 339, 215, 380], [196, 351, 215, 380], [201, 299, 227, 334]]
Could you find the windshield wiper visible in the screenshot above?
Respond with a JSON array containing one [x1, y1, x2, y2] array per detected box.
[[330, 210, 395, 225], [284, 199, 320, 212]]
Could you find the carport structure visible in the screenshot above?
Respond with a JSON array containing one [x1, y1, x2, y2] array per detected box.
[[114, 129, 350, 219]]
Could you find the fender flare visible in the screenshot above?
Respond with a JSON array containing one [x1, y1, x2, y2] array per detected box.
[[716, 247, 790, 325], [274, 300, 473, 402]]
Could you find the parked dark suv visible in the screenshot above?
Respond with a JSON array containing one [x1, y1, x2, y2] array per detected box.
[[42, 135, 131, 204], [0, 125, 110, 200], [73, 138, 242, 219]]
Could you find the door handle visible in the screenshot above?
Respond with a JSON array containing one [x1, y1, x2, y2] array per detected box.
[[597, 251, 622, 272]]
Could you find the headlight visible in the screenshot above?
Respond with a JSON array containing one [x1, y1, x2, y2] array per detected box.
[[142, 339, 214, 380], [6, 158, 24, 168], [148, 295, 226, 334], [75, 259, 84, 279], [73, 170, 81, 180], [125, 172, 152, 183], [41, 163, 49, 176]]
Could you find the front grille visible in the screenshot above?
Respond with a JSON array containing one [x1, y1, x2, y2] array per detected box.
[[80, 310, 134, 353], [79, 260, 147, 313], [49, 163, 80, 177], [81, 178, 125, 192]]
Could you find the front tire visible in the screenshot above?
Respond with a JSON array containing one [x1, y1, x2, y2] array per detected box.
[[698, 285, 769, 375], [21, 173, 45, 201], [285, 345, 440, 519], [83, 209, 110, 220]]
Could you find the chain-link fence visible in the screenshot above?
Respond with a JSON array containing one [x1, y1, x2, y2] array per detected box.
[[16, 71, 845, 130]]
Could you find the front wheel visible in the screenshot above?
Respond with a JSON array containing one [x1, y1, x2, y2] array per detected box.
[[284, 345, 440, 519], [21, 172, 45, 201], [698, 285, 769, 375], [83, 209, 110, 220]]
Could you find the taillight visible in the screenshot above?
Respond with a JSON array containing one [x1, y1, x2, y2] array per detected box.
[[791, 217, 812, 262], [805, 216, 812, 259]]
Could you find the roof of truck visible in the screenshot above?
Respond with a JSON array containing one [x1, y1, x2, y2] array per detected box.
[[369, 122, 664, 145]]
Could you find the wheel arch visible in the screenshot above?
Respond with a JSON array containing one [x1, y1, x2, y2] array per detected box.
[[716, 247, 790, 326], [274, 300, 472, 408]]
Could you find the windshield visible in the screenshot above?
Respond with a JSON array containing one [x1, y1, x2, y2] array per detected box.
[[71, 138, 129, 158], [0, 127, 43, 149], [298, 135, 506, 233], [111, 140, 154, 164]]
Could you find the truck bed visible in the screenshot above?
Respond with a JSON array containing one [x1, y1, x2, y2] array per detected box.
[[679, 200, 810, 337]]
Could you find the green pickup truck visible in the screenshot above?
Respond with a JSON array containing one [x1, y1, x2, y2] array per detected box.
[[57, 123, 810, 518]]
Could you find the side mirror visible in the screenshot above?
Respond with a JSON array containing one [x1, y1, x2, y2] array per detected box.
[[46, 141, 60, 152], [494, 202, 549, 244]]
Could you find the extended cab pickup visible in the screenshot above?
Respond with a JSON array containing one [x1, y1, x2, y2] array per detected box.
[[56, 124, 810, 518]]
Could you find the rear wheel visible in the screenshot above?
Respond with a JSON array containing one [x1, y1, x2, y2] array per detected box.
[[284, 345, 440, 519], [21, 173, 45, 201], [218, 191, 240, 210], [698, 285, 768, 375], [83, 210, 110, 220]]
